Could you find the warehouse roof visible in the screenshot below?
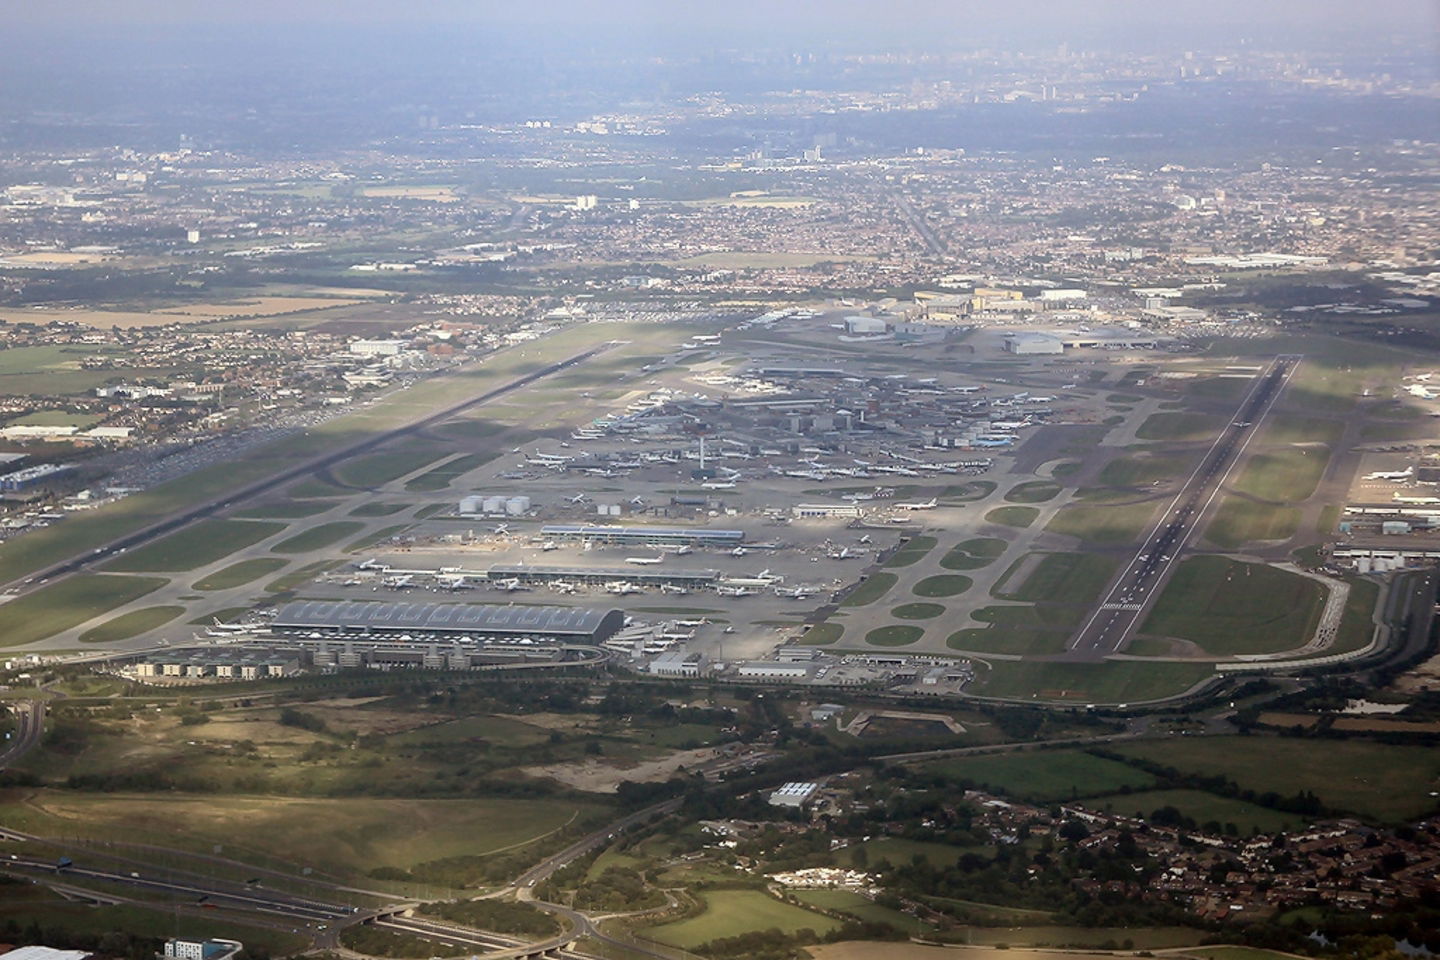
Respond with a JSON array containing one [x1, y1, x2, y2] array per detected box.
[[273, 601, 618, 635]]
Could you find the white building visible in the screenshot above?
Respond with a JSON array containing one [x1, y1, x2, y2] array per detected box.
[[350, 339, 407, 357], [648, 650, 706, 677], [844, 316, 888, 335], [164, 940, 244, 960], [768, 781, 820, 808], [1003, 332, 1064, 355]]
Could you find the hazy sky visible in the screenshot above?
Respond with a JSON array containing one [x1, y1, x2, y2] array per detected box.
[[11, 0, 1439, 43]]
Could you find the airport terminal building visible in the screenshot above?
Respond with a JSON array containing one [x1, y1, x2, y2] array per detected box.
[[271, 600, 626, 645]]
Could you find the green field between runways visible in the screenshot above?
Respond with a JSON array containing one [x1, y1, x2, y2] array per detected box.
[[1045, 500, 1157, 544], [1135, 411, 1228, 442], [884, 535, 938, 568], [840, 572, 897, 607], [193, 558, 289, 591], [0, 574, 169, 647], [1231, 446, 1331, 502], [1140, 556, 1324, 656], [103, 519, 287, 572], [985, 506, 1039, 528], [939, 537, 1007, 570], [79, 606, 186, 644], [271, 521, 366, 554], [1204, 498, 1300, 548], [1000, 552, 1119, 603]]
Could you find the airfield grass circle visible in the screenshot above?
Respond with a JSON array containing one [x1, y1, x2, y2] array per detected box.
[[986, 506, 1039, 528], [892, 602, 946, 620], [1005, 480, 1061, 504], [913, 575, 973, 598], [866, 625, 924, 646]]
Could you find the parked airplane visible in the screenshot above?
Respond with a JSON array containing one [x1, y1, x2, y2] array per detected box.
[[894, 498, 938, 511], [1364, 467, 1414, 481], [625, 556, 665, 565]]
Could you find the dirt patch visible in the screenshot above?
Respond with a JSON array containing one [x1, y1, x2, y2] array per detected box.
[[523, 746, 722, 794]]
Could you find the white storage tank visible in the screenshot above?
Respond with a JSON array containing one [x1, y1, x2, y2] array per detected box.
[[458, 495, 483, 514], [505, 495, 531, 515], [483, 495, 506, 514]]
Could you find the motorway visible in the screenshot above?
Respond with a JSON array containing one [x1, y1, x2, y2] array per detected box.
[[7, 341, 618, 597], [0, 700, 44, 771], [1068, 355, 1301, 658]]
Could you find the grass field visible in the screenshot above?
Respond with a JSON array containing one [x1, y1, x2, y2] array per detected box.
[[976, 659, 1214, 704], [791, 889, 930, 933], [0, 574, 168, 647], [350, 502, 414, 517], [1002, 552, 1118, 604], [235, 500, 338, 519], [1262, 415, 1345, 446], [884, 536, 938, 568], [1004, 481, 1061, 503], [645, 889, 840, 948], [1045, 499, 1157, 544], [405, 453, 497, 492], [1100, 451, 1197, 487], [800, 623, 844, 645], [866, 625, 924, 646], [1231, 446, 1330, 503], [271, 521, 366, 554], [103, 519, 287, 572], [892, 602, 946, 619], [5, 792, 606, 879], [921, 749, 1156, 802], [193, 557, 289, 591], [1112, 737, 1440, 822], [912, 575, 972, 598], [939, 538, 1007, 570], [985, 506, 1039, 528], [78, 605, 185, 643], [1081, 788, 1307, 834], [948, 603, 1080, 656], [841, 573, 897, 607], [265, 560, 341, 593], [1140, 556, 1323, 656], [1205, 497, 1300, 547], [337, 448, 451, 488], [1135, 412, 1228, 442]]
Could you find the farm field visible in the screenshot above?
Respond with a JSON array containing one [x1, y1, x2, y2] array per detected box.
[[0, 574, 168, 647], [791, 889, 931, 933], [103, 519, 287, 572], [920, 750, 1157, 803], [644, 889, 839, 948], [1112, 737, 1440, 822], [1079, 788, 1308, 835]]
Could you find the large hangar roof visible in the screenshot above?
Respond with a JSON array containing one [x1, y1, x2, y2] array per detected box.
[[273, 600, 618, 636]]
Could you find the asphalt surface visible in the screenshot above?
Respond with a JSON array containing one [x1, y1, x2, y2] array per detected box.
[[1068, 355, 1301, 658], [0, 700, 44, 771]]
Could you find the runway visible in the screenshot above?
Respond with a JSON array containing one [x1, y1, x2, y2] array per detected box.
[[1067, 355, 1301, 658]]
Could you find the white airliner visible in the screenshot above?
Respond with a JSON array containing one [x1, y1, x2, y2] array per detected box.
[[1364, 467, 1414, 481]]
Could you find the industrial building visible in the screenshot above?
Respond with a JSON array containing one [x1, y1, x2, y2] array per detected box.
[[129, 649, 301, 681], [1002, 332, 1064, 355], [271, 600, 625, 644], [768, 781, 820, 808], [539, 524, 744, 547], [0, 463, 74, 491]]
